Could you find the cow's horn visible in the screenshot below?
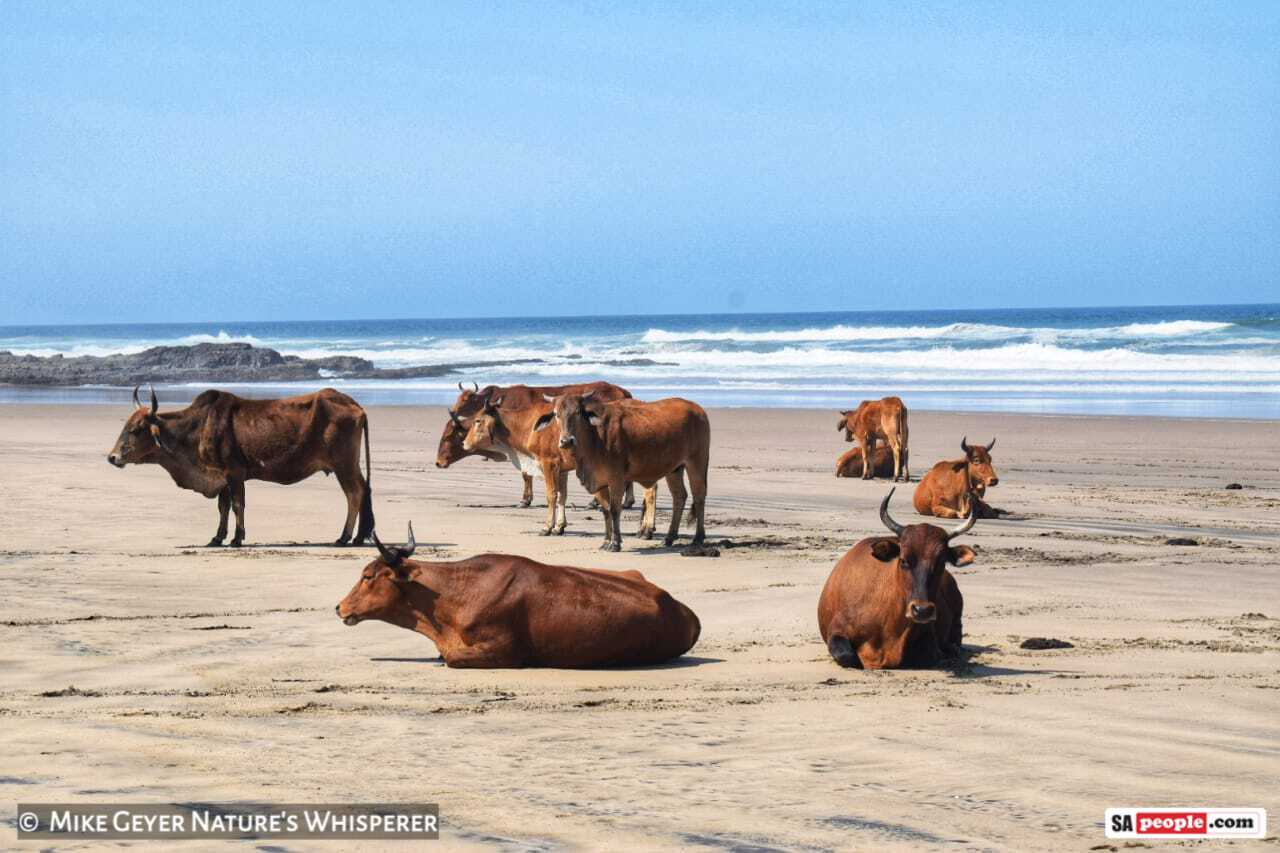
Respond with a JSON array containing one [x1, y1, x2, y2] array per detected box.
[[985, 436, 996, 452], [371, 528, 399, 566], [960, 436, 970, 453], [148, 385, 159, 416], [471, 382, 479, 392], [948, 499, 977, 540], [879, 488, 905, 537], [458, 382, 465, 392], [132, 385, 142, 408], [401, 521, 416, 559], [448, 408, 463, 427]]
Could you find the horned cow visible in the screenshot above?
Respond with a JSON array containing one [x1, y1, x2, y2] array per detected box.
[[107, 386, 373, 546], [913, 437, 1002, 519], [837, 396, 910, 481], [818, 490, 976, 670], [336, 524, 702, 668]]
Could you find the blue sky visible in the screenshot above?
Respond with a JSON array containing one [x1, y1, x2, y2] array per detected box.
[[2, 2, 1277, 324]]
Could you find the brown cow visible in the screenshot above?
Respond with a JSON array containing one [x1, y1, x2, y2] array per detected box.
[[837, 396, 910, 481], [436, 381, 635, 508], [835, 444, 895, 479], [107, 386, 373, 546], [336, 524, 702, 668], [540, 394, 710, 552], [817, 490, 975, 669], [913, 437, 1002, 519]]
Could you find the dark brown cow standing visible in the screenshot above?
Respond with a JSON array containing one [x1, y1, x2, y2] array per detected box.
[[913, 437, 1001, 519], [837, 396, 910, 481], [107, 387, 373, 546], [435, 381, 635, 508], [817, 490, 976, 669], [336, 525, 702, 668], [540, 394, 710, 552], [835, 445, 896, 479]]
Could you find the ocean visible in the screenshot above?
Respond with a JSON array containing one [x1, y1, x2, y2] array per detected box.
[[1, 303, 1278, 419]]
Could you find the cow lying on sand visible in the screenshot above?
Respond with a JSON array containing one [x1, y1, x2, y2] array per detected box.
[[462, 397, 657, 537], [835, 445, 896, 479], [107, 387, 373, 546], [818, 490, 976, 669], [540, 393, 710, 552], [837, 396, 910, 481], [913, 437, 1004, 519], [436, 381, 636, 508], [336, 524, 702, 668]]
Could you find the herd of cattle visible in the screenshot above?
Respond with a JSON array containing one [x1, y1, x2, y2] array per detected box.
[[106, 385, 1006, 670]]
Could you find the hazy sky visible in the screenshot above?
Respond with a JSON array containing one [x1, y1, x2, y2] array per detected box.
[[2, 2, 1277, 324]]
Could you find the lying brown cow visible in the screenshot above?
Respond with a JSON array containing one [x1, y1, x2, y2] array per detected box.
[[913, 437, 1002, 519], [818, 490, 975, 669], [835, 444, 895, 479], [837, 396, 910, 481], [540, 394, 710, 552], [436, 381, 635, 508], [336, 524, 702, 668], [107, 386, 373, 546]]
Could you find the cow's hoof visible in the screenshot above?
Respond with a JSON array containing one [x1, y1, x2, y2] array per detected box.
[[638, 528, 653, 540], [519, 500, 532, 508], [352, 535, 370, 545], [539, 528, 552, 536], [206, 538, 224, 548], [662, 536, 675, 547], [230, 540, 243, 548], [335, 535, 351, 546], [554, 526, 567, 536], [606, 542, 621, 553]]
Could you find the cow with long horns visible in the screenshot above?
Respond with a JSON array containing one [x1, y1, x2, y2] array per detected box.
[[107, 386, 374, 546], [435, 381, 636, 508], [817, 489, 975, 669], [336, 524, 703, 668]]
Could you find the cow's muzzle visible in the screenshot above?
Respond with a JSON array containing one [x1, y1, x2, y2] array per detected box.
[[987, 477, 999, 487], [107, 454, 125, 468], [559, 436, 575, 448], [907, 601, 937, 624], [335, 604, 360, 626]]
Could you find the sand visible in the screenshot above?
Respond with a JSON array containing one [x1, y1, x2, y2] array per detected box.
[[1, 404, 1277, 851]]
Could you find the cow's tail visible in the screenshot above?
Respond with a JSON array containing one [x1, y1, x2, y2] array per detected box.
[[357, 415, 375, 540]]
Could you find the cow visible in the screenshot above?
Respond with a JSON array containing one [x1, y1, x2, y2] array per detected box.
[[835, 444, 895, 479], [336, 524, 702, 668], [837, 396, 910, 481], [817, 489, 976, 669], [913, 437, 1002, 519], [539, 393, 710, 552], [435, 381, 636, 508], [107, 386, 373, 546]]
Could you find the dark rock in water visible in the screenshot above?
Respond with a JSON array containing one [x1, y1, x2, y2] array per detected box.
[[1165, 537, 1199, 546], [1225, 482, 1244, 490], [0, 342, 547, 387], [1020, 637, 1074, 650]]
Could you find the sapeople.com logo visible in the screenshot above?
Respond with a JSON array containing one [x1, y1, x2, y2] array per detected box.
[[1106, 808, 1265, 839]]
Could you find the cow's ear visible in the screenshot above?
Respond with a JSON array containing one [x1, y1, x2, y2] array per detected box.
[[533, 412, 554, 432], [952, 461, 967, 472], [584, 410, 601, 429], [149, 423, 177, 453], [948, 545, 976, 567], [870, 539, 900, 562], [389, 562, 414, 582]]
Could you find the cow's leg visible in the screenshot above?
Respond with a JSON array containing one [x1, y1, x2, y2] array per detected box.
[[902, 448, 910, 482], [554, 470, 569, 535], [606, 485, 624, 552], [861, 435, 876, 479], [637, 484, 657, 539], [442, 636, 523, 668], [623, 481, 636, 510], [663, 469, 688, 547], [520, 473, 533, 508], [539, 461, 558, 536], [334, 467, 364, 545], [208, 488, 231, 546], [685, 458, 708, 546], [930, 502, 963, 519], [890, 439, 904, 483], [594, 487, 613, 549], [229, 480, 247, 547]]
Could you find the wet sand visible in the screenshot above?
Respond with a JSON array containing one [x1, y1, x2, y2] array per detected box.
[[1, 405, 1277, 851]]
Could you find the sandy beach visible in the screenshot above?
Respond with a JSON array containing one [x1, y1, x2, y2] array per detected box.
[[1, 404, 1277, 851]]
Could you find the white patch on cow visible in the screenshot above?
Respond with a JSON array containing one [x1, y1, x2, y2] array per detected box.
[[495, 441, 541, 478]]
